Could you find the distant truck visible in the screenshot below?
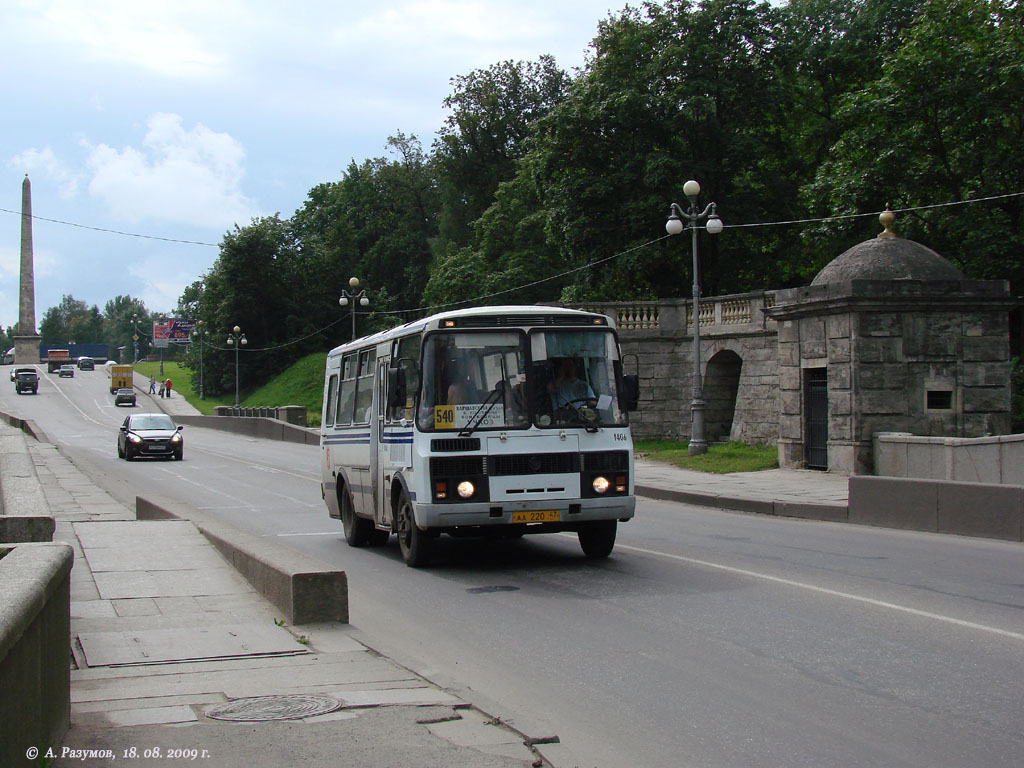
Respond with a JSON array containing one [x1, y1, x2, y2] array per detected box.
[[108, 364, 134, 394], [46, 348, 70, 373]]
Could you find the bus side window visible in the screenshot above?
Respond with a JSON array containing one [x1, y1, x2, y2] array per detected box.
[[353, 349, 376, 425], [337, 354, 356, 426], [324, 373, 338, 427]]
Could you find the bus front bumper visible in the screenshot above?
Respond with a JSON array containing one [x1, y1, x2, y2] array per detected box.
[[413, 496, 635, 530]]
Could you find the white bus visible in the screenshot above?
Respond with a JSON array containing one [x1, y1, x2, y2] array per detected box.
[[320, 305, 640, 567]]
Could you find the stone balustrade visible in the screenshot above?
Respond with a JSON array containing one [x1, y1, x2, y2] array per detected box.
[[578, 291, 778, 336]]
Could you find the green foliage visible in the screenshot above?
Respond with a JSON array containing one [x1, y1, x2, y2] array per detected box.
[[37, 0, 1024, 401], [635, 440, 779, 474]]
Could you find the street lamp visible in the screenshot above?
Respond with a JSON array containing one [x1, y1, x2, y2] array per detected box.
[[131, 313, 139, 364], [666, 179, 724, 456], [158, 316, 167, 377], [226, 325, 247, 408], [338, 277, 369, 341], [194, 321, 209, 400]]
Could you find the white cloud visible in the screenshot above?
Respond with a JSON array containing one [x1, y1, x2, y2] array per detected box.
[[9, 147, 80, 197], [85, 113, 257, 228], [33, 0, 229, 78]]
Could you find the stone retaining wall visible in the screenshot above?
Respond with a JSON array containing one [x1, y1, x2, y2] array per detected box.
[[0, 542, 74, 767]]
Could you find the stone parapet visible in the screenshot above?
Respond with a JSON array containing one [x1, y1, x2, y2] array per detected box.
[[0, 542, 74, 767]]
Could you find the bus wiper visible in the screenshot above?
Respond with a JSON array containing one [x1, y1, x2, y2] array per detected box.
[[458, 383, 503, 437]]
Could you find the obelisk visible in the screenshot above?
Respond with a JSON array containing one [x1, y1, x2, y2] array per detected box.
[[13, 174, 41, 364]]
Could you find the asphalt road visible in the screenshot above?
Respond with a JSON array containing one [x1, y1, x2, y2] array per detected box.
[[5, 366, 1023, 768]]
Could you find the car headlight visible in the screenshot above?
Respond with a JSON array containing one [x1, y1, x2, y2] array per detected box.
[[127, 434, 143, 444], [592, 476, 610, 494], [171, 432, 182, 443], [457, 480, 475, 499]]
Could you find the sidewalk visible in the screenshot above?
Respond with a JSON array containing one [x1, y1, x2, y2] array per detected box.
[[634, 457, 850, 521], [25, 426, 550, 768]]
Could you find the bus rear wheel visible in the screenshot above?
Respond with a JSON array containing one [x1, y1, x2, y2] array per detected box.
[[341, 486, 376, 547], [396, 490, 432, 567], [578, 520, 617, 558]]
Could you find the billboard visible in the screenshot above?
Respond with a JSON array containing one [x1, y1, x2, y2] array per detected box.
[[152, 319, 196, 348]]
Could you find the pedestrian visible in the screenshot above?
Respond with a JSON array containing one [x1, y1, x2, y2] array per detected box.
[[165, 379, 172, 398], [158, 382, 165, 398], [149, 378, 156, 394]]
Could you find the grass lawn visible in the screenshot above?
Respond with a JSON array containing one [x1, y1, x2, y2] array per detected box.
[[634, 440, 778, 474], [133, 353, 326, 423]]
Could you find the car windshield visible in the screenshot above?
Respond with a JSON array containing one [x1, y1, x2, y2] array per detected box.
[[131, 415, 174, 430], [117, 389, 134, 394], [416, 327, 627, 432]]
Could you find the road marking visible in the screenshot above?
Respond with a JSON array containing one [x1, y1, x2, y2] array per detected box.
[[614, 541, 1024, 642]]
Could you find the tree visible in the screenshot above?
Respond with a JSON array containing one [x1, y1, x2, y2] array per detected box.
[[40, 295, 103, 345], [433, 56, 571, 251], [103, 295, 150, 363], [802, 0, 1024, 288]]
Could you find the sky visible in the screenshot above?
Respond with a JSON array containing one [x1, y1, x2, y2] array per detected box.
[[0, 0, 621, 333]]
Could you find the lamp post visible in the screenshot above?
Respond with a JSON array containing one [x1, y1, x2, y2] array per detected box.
[[338, 277, 369, 341], [226, 325, 247, 408], [194, 321, 208, 400], [666, 179, 724, 456], [158, 316, 167, 377], [131, 313, 139, 364]]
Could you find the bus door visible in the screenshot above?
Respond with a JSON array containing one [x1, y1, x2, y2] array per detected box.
[[374, 357, 389, 529]]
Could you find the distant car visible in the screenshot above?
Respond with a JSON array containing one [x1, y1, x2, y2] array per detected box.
[[14, 368, 38, 394], [118, 413, 183, 461], [77, 357, 95, 370], [114, 388, 137, 407], [59, 364, 75, 378]]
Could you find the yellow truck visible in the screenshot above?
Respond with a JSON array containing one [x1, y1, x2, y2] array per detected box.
[[108, 364, 134, 394]]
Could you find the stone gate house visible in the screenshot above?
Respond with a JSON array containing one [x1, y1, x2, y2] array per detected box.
[[573, 213, 1015, 474]]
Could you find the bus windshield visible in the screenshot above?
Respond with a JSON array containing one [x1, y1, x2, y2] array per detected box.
[[417, 328, 627, 432]]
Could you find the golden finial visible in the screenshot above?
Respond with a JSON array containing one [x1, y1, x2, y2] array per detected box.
[[879, 204, 897, 238]]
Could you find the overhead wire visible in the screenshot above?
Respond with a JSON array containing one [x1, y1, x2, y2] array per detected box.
[[6, 191, 1022, 354]]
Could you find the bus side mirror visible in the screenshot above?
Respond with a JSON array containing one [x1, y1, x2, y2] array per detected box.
[[387, 366, 407, 409], [620, 374, 640, 412]]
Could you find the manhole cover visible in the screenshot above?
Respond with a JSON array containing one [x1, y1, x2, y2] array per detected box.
[[206, 694, 341, 722]]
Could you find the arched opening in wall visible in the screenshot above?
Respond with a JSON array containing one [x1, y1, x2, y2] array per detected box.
[[703, 350, 742, 444]]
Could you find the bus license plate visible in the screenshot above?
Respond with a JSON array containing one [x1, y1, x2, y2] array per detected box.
[[511, 510, 560, 524]]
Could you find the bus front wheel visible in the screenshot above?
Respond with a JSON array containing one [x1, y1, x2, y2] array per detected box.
[[578, 520, 617, 558], [396, 490, 432, 567]]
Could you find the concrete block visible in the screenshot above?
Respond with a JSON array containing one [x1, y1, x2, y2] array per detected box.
[[848, 476, 938, 531], [936, 483, 1022, 541], [135, 495, 348, 624], [948, 440, 1000, 483]]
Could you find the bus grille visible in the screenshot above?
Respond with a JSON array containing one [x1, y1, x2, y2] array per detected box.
[[490, 453, 580, 476], [581, 451, 629, 472], [431, 438, 481, 452], [430, 456, 485, 476]]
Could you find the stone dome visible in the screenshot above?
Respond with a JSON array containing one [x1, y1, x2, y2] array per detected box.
[[811, 209, 964, 286]]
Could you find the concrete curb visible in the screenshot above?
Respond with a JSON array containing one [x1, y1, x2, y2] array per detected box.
[[635, 484, 849, 522], [135, 494, 349, 624], [0, 415, 54, 542], [172, 414, 319, 445]]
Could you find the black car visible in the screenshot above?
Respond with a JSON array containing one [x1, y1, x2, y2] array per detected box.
[[77, 357, 95, 370], [118, 413, 183, 461], [114, 388, 136, 406]]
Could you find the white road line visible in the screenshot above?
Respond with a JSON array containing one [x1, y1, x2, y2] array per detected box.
[[615, 541, 1024, 642]]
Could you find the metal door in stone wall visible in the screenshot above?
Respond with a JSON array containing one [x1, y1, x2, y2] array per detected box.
[[804, 368, 828, 470]]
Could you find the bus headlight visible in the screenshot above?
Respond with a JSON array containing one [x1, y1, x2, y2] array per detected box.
[[457, 481, 475, 499], [592, 476, 610, 494]]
